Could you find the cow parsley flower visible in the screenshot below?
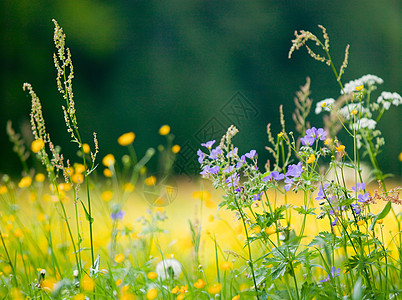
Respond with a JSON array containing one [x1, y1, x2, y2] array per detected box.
[[351, 118, 376, 130], [342, 74, 383, 94], [377, 91, 402, 110], [315, 98, 335, 114]]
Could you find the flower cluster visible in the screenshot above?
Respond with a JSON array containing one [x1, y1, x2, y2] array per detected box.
[[341, 74, 383, 94], [300, 127, 327, 146]]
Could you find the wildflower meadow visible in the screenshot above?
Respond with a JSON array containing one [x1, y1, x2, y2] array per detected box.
[[1, 21, 401, 300]]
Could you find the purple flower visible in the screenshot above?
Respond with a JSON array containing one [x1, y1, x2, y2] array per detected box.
[[236, 155, 246, 169], [253, 192, 263, 201], [320, 267, 341, 283], [358, 192, 370, 203], [111, 210, 125, 221], [210, 147, 222, 159], [201, 140, 216, 149], [200, 165, 220, 177], [351, 203, 361, 215], [351, 182, 366, 192], [197, 149, 205, 164], [301, 127, 327, 146], [316, 183, 330, 200], [284, 177, 294, 192], [331, 217, 338, 226], [285, 162, 303, 178], [235, 186, 244, 193], [305, 127, 318, 138], [263, 171, 285, 182], [301, 136, 314, 146], [316, 128, 327, 140], [226, 173, 240, 187], [245, 150, 257, 159], [226, 147, 238, 158], [222, 165, 235, 174]]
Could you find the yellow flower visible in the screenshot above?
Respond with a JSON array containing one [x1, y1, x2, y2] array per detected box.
[[14, 229, 23, 239], [121, 292, 136, 300], [147, 271, 158, 279], [123, 183, 135, 192], [103, 169, 113, 177], [37, 213, 46, 222], [115, 278, 123, 286], [171, 286, 179, 294], [101, 190, 113, 202], [277, 132, 284, 137], [31, 139, 45, 153], [64, 167, 74, 177], [321, 102, 327, 108], [114, 253, 125, 264], [18, 176, 32, 188], [159, 125, 170, 136], [146, 288, 158, 300], [232, 296, 240, 300], [398, 152, 402, 162], [194, 279, 205, 289], [336, 145, 345, 153], [355, 85, 364, 91], [122, 285, 130, 293], [71, 173, 84, 184], [208, 283, 222, 294], [266, 264, 273, 268], [102, 154, 115, 167], [73, 294, 86, 300], [74, 163, 85, 174], [351, 109, 358, 115], [307, 153, 315, 164], [324, 138, 333, 146], [82, 143, 91, 154], [220, 261, 232, 271], [35, 173, 45, 182], [145, 176, 156, 186], [118, 132, 135, 146], [208, 215, 214, 222], [265, 226, 276, 235], [176, 294, 185, 300], [81, 274, 95, 292], [0, 186, 8, 195], [357, 220, 365, 226], [59, 183, 72, 191], [172, 145, 181, 154], [377, 219, 383, 224]]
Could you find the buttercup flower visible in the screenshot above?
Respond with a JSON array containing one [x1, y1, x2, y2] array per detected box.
[[102, 154, 115, 167], [159, 125, 170, 135], [31, 139, 45, 153], [118, 132, 135, 146]]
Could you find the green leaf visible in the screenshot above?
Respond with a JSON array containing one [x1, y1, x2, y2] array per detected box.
[[80, 200, 94, 223], [271, 262, 287, 280], [369, 201, 391, 230]]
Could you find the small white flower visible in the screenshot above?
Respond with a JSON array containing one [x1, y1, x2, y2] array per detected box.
[[351, 117, 377, 130], [377, 91, 401, 109], [156, 258, 182, 280], [342, 74, 383, 94], [315, 98, 335, 114]]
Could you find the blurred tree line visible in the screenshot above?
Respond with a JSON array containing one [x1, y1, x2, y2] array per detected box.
[[1, 0, 400, 178]]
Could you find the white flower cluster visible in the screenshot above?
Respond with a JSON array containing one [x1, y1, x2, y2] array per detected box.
[[338, 103, 371, 120], [342, 74, 384, 94], [351, 117, 377, 131], [377, 91, 402, 110], [315, 98, 335, 114]]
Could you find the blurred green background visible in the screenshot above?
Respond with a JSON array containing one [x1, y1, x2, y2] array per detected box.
[[1, 0, 401, 178]]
